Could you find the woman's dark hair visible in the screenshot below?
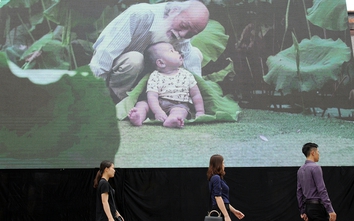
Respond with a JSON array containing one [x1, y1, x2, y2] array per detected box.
[[207, 154, 225, 180], [93, 160, 113, 188], [302, 142, 318, 157]]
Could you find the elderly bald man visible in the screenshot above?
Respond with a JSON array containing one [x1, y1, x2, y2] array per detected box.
[[90, 0, 209, 104]]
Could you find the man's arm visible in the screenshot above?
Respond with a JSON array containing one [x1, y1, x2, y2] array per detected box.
[[297, 178, 307, 220], [296, 173, 306, 214], [90, 4, 154, 78], [312, 166, 335, 214], [90, 10, 133, 78]]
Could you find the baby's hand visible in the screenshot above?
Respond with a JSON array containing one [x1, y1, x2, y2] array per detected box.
[[155, 111, 167, 121], [195, 112, 205, 118]]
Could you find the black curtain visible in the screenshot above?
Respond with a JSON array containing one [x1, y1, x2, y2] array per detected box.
[[0, 169, 96, 221], [1, 167, 354, 221]]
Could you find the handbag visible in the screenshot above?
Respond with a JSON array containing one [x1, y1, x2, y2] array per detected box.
[[204, 210, 223, 221], [109, 188, 124, 221], [114, 216, 123, 221]]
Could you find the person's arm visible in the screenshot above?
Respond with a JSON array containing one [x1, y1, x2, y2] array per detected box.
[[147, 91, 167, 121], [229, 204, 245, 220], [116, 210, 124, 221], [90, 5, 154, 78], [101, 193, 115, 221], [300, 213, 308, 221], [312, 166, 336, 220], [215, 196, 231, 221], [189, 85, 204, 117], [296, 174, 306, 219], [90, 11, 132, 78], [329, 212, 336, 221]]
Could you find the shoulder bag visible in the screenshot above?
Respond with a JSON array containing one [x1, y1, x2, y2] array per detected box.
[[109, 188, 124, 221], [204, 210, 223, 221]]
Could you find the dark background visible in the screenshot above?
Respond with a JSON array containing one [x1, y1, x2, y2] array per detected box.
[[1, 167, 353, 221], [1, 0, 353, 168]]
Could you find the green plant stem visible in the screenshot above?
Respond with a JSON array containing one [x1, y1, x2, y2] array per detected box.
[[41, 0, 52, 32], [5, 15, 11, 45], [245, 56, 254, 79], [280, 0, 291, 51], [332, 76, 348, 96], [291, 33, 302, 83], [226, 6, 238, 43], [17, 13, 35, 42], [226, 57, 236, 76], [62, 9, 72, 46], [260, 57, 265, 76], [70, 43, 78, 69], [272, 13, 275, 54], [302, 0, 311, 39], [22, 62, 30, 69], [300, 91, 305, 113], [62, 9, 77, 69]]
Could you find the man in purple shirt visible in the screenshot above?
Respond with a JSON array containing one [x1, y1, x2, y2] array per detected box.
[[297, 142, 336, 221]]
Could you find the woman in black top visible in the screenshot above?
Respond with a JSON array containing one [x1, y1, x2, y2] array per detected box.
[[207, 154, 245, 221], [93, 160, 124, 221]]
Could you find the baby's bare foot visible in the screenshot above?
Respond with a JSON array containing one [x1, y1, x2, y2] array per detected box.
[[163, 117, 184, 128], [128, 108, 143, 126], [176, 117, 184, 128]]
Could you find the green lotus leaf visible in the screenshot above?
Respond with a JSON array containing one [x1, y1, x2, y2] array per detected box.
[[307, 0, 348, 31], [20, 32, 54, 60], [3, 23, 33, 64], [43, 0, 103, 28], [0, 0, 10, 8], [8, 59, 75, 85], [116, 63, 241, 123], [202, 59, 234, 83], [19, 32, 71, 70], [191, 19, 229, 67], [0, 52, 119, 165], [39, 39, 70, 69], [263, 35, 352, 95], [0, 0, 38, 8], [29, 11, 45, 31]]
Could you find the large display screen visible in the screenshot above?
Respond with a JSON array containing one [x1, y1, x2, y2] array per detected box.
[[0, 0, 353, 168], [347, 0, 354, 12]]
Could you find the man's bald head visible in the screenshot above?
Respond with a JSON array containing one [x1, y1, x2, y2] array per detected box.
[[164, 1, 209, 40]]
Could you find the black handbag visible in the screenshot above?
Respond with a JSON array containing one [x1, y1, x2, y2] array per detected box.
[[204, 210, 223, 221], [114, 216, 123, 221], [109, 188, 124, 221]]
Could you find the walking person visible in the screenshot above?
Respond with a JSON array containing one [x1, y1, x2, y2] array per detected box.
[[207, 154, 245, 221], [93, 160, 124, 221], [297, 143, 336, 221]]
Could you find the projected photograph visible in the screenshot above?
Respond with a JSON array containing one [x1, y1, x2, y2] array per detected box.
[[0, 0, 353, 168]]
